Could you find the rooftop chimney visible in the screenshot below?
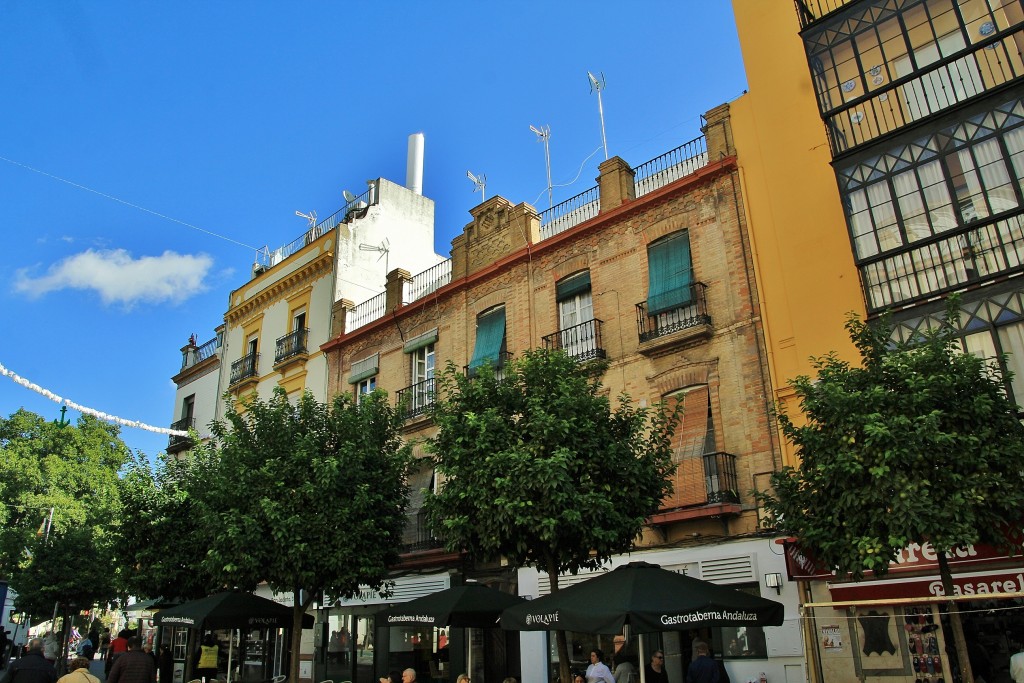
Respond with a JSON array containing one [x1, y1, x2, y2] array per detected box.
[[406, 132, 424, 195]]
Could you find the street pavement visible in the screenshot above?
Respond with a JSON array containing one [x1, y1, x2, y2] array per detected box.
[[88, 657, 107, 682]]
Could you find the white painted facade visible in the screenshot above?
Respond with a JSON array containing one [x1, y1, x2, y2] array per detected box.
[[515, 538, 806, 683]]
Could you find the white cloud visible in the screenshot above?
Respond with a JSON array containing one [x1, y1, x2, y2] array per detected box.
[[14, 249, 213, 306]]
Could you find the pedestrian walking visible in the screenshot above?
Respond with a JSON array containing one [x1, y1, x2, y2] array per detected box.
[[0, 638, 57, 683], [57, 658, 99, 683], [107, 637, 156, 683]]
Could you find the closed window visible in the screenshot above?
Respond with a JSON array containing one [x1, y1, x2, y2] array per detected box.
[[469, 306, 506, 371], [647, 232, 693, 315]]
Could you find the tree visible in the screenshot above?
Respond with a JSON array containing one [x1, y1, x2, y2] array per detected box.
[[758, 303, 1024, 683], [112, 451, 220, 602], [0, 409, 130, 672], [196, 387, 414, 683], [424, 349, 678, 683]]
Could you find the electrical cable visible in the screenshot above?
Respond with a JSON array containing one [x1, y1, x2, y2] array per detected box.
[[0, 155, 259, 251], [531, 145, 604, 208]]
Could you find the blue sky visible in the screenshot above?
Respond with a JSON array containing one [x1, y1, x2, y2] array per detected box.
[[0, 2, 748, 458]]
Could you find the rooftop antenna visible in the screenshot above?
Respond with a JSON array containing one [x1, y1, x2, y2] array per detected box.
[[466, 171, 486, 202], [530, 124, 553, 209], [358, 238, 390, 277], [588, 71, 609, 160], [295, 210, 317, 229]]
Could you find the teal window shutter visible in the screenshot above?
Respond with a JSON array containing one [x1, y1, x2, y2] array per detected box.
[[469, 307, 506, 369], [556, 271, 591, 300], [646, 231, 693, 314]]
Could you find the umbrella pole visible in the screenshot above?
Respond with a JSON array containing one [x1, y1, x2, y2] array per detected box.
[[227, 630, 234, 683], [638, 637, 646, 683]]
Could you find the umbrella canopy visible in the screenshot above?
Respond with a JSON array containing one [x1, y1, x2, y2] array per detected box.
[[376, 584, 526, 629], [499, 561, 785, 634], [154, 590, 314, 630], [124, 597, 178, 613]]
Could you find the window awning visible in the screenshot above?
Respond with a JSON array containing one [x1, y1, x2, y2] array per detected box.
[[469, 307, 506, 369], [556, 271, 591, 300], [647, 231, 693, 314], [348, 352, 380, 384], [404, 328, 439, 353]]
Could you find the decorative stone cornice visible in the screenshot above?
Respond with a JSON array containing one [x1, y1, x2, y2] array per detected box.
[[226, 252, 332, 325]]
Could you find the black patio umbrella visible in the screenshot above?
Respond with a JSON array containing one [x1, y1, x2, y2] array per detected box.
[[499, 561, 784, 634], [154, 590, 315, 630], [376, 583, 525, 628]]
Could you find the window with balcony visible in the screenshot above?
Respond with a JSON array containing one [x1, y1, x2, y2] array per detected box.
[[230, 336, 260, 386], [468, 306, 506, 374], [168, 394, 196, 452], [636, 232, 711, 345], [398, 329, 437, 419], [401, 462, 438, 553], [660, 385, 738, 510], [548, 271, 605, 361]]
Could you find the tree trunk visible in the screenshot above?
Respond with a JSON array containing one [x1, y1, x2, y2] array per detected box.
[[548, 561, 572, 683], [937, 552, 974, 683], [289, 590, 305, 683]]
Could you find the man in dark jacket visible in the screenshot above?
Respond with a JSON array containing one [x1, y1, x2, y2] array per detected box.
[[107, 637, 156, 683], [0, 638, 56, 683]]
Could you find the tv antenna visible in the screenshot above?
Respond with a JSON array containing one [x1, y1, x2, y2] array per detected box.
[[295, 210, 318, 229], [588, 71, 609, 160], [466, 171, 486, 202], [358, 238, 390, 276], [530, 124, 553, 209]]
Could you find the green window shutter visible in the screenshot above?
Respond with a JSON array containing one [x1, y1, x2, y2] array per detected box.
[[469, 307, 506, 369], [348, 353, 380, 384], [646, 231, 693, 314], [556, 271, 591, 300], [403, 328, 439, 354]]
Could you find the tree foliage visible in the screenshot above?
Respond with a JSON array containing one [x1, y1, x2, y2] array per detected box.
[[759, 303, 1024, 683], [424, 349, 678, 683], [0, 409, 129, 673], [196, 387, 414, 683], [112, 451, 219, 601]]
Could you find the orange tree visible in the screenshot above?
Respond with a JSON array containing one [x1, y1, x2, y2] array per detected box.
[[758, 302, 1024, 683], [424, 349, 678, 683]]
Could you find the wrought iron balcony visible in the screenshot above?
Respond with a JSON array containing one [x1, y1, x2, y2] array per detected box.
[[396, 377, 435, 420], [399, 509, 442, 554], [463, 351, 513, 378], [793, 0, 855, 29], [167, 417, 195, 453], [229, 352, 260, 386], [659, 451, 741, 512], [542, 319, 607, 362], [274, 328, 309, 365], [636, 282, 711, 344]]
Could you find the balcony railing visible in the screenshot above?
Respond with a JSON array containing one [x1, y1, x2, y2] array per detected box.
[[661, 451, 740, 510], [181, 335, 221, 370], [275, 328, 309, 364], [396, 377, 435, 420], [539, 186, 600, 240], [542, 319, 607, 362], [230, 352, 260, 386], [464, 351, 513, 378], [167, 417, 195, 452], [406, 258, 453, 303], [400, 509, 442, 554], [347, 291, 387, 332], [634, 136, 708, 198], [635, 282, 711, 343], [254, 184, 376, 271], [793, 0, 855, 28]]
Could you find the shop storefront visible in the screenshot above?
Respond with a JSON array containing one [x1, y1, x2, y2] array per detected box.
[[787, 541, 1024, 683], [515, 538, 806, 683]]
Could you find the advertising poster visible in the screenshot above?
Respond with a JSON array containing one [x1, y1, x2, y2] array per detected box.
[[821, 625, 843, 650]]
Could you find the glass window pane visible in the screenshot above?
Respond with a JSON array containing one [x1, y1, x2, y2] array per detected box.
[[997, 321, 1024, 408]]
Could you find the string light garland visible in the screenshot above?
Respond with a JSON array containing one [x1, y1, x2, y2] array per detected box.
[[0, 361, 187, 437]]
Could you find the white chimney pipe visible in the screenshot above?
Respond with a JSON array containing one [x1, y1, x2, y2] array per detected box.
[[406, 132, 424, 195]]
